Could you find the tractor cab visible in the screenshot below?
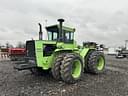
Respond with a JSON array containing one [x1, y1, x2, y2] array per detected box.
[[46, 19, 75, 43]]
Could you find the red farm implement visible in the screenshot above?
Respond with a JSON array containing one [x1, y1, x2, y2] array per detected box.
[[8, 48, 26, 61]]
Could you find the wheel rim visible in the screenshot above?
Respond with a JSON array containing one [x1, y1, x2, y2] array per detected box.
[[97, 56, 105, 71], [72, 60, 82, 78]]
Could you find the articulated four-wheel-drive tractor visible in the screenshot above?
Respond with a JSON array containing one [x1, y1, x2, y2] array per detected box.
[[14, 19, 105, 83]]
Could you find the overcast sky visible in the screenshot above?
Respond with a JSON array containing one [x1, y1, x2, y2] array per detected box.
[[0, 0, 128, 47]]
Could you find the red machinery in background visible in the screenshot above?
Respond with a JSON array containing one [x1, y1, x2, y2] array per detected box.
[[0, 48, 9, 58], [8, 48, 26, 61]]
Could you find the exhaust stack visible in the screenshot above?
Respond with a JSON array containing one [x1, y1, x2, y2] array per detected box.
[[58, 19, 64, 41], [38, 23, 43, 40]]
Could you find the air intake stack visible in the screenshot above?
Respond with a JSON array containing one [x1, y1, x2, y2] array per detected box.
[[58, 19, 64, 41]]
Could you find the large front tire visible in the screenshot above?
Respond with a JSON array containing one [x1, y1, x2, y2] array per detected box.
[[60, 53, 83, 84], [51, 53, 66, 80]]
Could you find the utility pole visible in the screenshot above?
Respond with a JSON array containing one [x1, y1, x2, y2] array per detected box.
[[125, 40, 128, 49], [45, 19, 47, 27]]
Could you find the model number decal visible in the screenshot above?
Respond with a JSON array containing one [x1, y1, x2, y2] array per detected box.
[[36, 48, 42, 52]]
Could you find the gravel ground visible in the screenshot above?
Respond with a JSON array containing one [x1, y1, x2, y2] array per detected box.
[[0, 55, 128, 96]]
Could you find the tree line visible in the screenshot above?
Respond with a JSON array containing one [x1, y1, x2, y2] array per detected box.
[[0, 41, 25, 49]]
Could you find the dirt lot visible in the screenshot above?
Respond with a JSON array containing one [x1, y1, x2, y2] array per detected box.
[[0, 55, 128, 96]]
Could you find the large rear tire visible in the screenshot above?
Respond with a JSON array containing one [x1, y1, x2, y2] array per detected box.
[[86, 51, 105, 74], [60, 53, 83, 84], [84, 50, 94, 72], [51, 53, 66, 80]]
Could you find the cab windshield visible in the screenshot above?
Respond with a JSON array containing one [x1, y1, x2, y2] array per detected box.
[[48, 31, 58, 41], [48, 31, 74, 42]]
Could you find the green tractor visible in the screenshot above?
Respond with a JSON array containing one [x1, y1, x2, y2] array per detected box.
[[14, 19, 105, 83]]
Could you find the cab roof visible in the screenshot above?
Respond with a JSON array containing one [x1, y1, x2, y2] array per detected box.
[[45, 24, 75, 32]]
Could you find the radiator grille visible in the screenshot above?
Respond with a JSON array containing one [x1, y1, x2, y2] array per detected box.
[[26, 41, 35, 57]]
